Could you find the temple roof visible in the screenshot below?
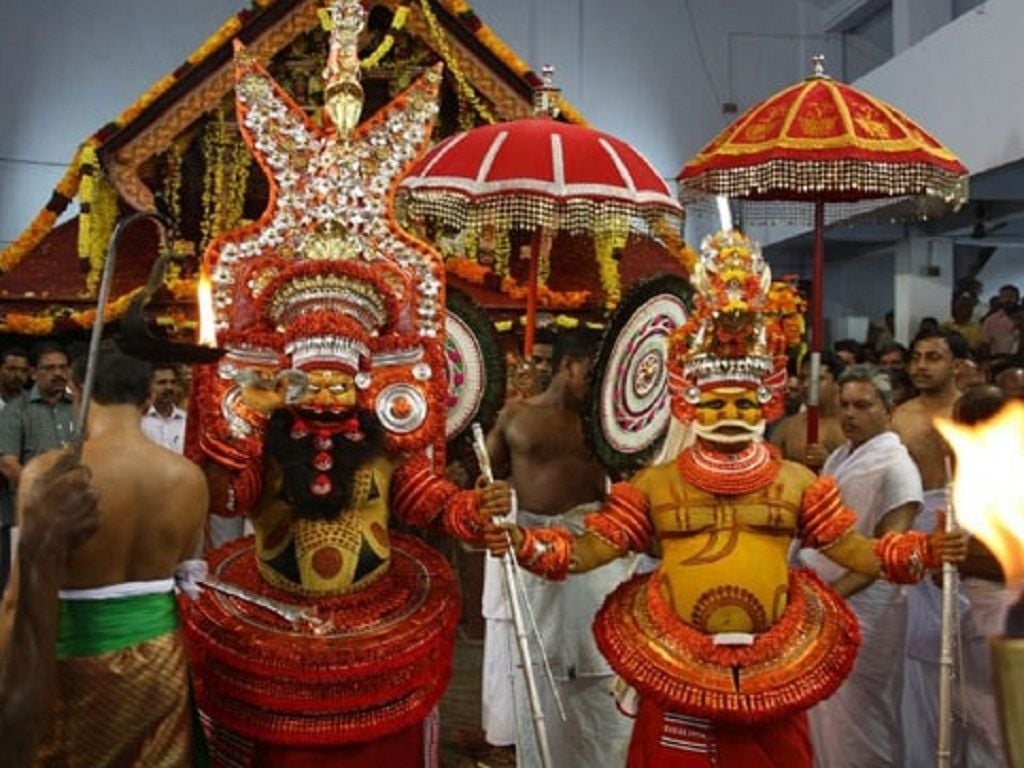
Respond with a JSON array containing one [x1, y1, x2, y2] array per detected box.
[[0, 0, 588, 337]]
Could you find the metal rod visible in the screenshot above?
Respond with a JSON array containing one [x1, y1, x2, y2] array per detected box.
[[806, 198, 825, 445], [471, 422, 555, 768], [74, 211, 172, 456], [937, 458, 959, 768]]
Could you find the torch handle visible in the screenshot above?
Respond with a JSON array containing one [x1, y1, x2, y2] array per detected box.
[[937, 462, 959, 768]]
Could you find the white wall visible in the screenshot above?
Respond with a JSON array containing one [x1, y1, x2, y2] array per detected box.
[[855, 0, 1024, 180]]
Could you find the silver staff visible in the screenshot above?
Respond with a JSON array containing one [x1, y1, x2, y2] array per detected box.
[[74, 211, 172, 455], [937, 457, 960, 768], [471, 422, 557, 768]]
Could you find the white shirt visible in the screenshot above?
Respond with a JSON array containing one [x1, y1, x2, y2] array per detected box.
[[140, 404, 187, 454]]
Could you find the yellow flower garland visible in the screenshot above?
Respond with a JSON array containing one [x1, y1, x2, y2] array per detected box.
[[360, 6, 409, 70], [77, 145, 120, 294], [594, 228, 628, 311], [419, 0, 497, 125], [0, 144, 87, 274], [0, 287, 145, 335]]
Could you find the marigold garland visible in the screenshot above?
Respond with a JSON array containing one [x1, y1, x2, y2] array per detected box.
[[594, 227, 628, 310], [0, 287, 144, 335], [419, 0, 497, 125], [1, 0, 593, 335], [77, 145, 120, 293], [0, 144, 86, 275], [445, 256, 590, 308], [360, 6, 409, 70]]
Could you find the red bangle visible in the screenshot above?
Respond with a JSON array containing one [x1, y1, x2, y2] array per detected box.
[[442, 490, 487, 546], [875, 530, 935, 583], [514, 526, 573, 581], [801, 475, 856, 548]]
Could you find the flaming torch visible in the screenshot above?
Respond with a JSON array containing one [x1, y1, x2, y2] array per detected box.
[[197, 273, 218, 348], [935, 401, 1024, 768]]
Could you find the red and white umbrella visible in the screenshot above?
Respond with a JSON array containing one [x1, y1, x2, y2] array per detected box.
[[398, 117, 682, 352]]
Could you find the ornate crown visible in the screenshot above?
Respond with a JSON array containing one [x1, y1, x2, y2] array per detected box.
[[667, 229, 806, 423], [257, 256, 402, 373]]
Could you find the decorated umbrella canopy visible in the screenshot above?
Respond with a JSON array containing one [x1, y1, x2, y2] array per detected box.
[[678, 56, 968, 440], [398, 75, 682, 355]]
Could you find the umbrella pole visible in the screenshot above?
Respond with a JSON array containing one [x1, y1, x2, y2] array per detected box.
[[523, 228, 543, 359], [806, 199, 825, 446]]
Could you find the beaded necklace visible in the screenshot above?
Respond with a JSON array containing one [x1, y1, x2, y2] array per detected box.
[[677, 440, 780, 496]]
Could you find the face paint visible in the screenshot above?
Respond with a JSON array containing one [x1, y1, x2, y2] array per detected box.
[[692, 385, 766, 444]]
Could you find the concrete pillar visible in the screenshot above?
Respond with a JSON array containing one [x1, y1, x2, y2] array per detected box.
[[892, 0, 953, 54], [893, 236, 954, 344]]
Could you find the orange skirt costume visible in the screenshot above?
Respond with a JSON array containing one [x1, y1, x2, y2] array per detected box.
[[180, 534, 459, 767]]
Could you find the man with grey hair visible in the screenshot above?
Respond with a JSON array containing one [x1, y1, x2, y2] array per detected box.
[[800, 364, 923, 766]]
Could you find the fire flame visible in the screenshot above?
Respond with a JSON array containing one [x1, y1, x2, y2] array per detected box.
[[935, 401, 1024, 585], [197, 274, 217, 347]]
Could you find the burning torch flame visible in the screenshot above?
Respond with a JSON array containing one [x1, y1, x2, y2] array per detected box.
[[935, 401, 1024, 586], [197, 274, 217, 347]]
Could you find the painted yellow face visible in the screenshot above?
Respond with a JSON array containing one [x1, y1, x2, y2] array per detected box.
[[299, 369, 357, 412], [694, 386, 764, 430]]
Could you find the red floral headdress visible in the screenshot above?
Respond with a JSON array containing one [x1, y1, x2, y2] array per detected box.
[[189, 0, 451, 514], [667, 230, 806, 424]]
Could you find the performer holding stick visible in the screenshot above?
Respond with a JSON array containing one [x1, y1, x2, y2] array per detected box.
[[480, 327, 636, 768], [484, 231, 968, 768], [472, 423, 556, 768]]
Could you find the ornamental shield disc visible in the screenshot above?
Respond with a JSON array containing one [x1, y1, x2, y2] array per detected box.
[[444, 288, 506, 444], [589, 274, 692, 476]]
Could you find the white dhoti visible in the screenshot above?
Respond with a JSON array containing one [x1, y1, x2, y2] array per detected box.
[[801, 432, 921, 767], [482, 532, 518, 747], [902, 490, 1011, 767], [484, 506, 635, 767]]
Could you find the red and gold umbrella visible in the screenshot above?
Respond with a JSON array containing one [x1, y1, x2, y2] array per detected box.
[[398, 116, 682, 353], [678, 57, 968, 438]]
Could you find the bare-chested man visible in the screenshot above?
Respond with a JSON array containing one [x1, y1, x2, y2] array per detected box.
[[0, 449, 99, 768], [482, 328, 634, 768], [892, 327, 999, 767], [8, 345, 208, 766], [769, 351, 846, 470]]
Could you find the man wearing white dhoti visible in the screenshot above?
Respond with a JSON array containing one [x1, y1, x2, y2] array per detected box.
[[801, 364, 923, 767], [482, 329, 634, 768], [895, 329, 1009, 767]]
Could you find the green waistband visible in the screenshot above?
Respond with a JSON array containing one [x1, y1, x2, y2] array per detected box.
[[57, 591, 179, 659]]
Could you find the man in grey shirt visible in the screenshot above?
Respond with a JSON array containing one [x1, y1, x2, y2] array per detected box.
[[0, 341, 76, 494], [0, 346, 29, 594]]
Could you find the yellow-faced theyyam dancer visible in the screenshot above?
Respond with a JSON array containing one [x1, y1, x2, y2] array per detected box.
[[483, 229, 967, 768]]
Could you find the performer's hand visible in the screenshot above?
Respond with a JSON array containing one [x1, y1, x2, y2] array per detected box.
[[804, 442, 827, 471], [475, 478, 512, 520], [483, 521, 523, 557], [928, 510, 969, 564]]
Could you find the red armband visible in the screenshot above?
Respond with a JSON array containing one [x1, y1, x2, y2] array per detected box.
[[441, 489, 488, 547], [392, 454, 457, 528], [391, 454, 487, 545], [874, 530, 940, 583], [800, 474, 856, 549], [583, 482, 653, 553], [514, 526, 574, 581]]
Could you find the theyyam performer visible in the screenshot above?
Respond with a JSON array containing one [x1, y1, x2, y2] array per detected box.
[[178, 1, 509, 765], [484, 229, 967, 767]]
